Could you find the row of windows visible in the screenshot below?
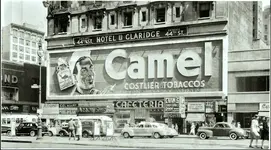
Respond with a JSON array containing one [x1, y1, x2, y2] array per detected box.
[[13, 37, 38, 48], [55, 2, 212, 34], [236, 76, 269, 92], [12, 52, 37, 62], [2, 118, 37, 124], [12, 28, 43, 42], [13, 44, 37, 54]]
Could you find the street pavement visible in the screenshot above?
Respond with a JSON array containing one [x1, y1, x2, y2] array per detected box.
[[1, 135, 269, 149]]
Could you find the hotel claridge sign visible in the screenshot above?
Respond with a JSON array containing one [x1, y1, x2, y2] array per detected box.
[[1, 1, 269, 142]]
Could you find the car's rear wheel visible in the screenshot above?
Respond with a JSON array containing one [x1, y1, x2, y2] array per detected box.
[[153, 132, 161, 139], [199, 132, 207, 140], [229, 132, 238, 140], [48, 131, 53, 137], [30, 131, 36, 137], [59, 131, 65, 137], [123, 132, 130, 138], [82, 132, 89, 138]]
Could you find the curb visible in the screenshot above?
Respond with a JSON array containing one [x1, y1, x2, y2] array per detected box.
[[1, 140, 32, 143]]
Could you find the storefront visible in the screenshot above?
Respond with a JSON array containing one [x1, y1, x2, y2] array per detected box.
[[258, 103, 269, 117]]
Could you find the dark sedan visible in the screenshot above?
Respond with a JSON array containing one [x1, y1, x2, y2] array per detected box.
[[16, 122, 49, 137], [197, 122, 248, 140]]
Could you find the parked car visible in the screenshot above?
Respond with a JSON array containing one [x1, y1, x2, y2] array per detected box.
[[1, 125, 11, 135], [197, 122, 248, 140], [121, 122, 178, 139], [15, 122, 49, 137]]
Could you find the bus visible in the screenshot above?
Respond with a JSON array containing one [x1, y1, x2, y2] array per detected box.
[[1, 114, 38, 128]]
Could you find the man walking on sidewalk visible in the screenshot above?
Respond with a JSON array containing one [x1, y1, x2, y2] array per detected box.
[[249, 115, 260, 148], [68, 118, 76, 140]]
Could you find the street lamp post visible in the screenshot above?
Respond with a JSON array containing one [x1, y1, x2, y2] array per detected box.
[[36, 40, 44, 140]]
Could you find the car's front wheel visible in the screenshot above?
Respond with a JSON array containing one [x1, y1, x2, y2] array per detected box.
[[153, 132, 161, 139], [123, 132, 130, 138], [169, 136, 174, 138], [229, 132, 238, 140], [59, 131, 65, 137], [199, 132, 207, 140], [82, 131, 89, 138], [30, 131, 36, 137]]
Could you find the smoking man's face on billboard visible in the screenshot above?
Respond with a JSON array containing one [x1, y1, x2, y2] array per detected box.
[[75, 57, 95, 90]]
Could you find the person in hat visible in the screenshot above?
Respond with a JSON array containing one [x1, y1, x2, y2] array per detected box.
[[260, 117, 269, 149], [68, 118, 76, 140], [249, 115, 260, 148]]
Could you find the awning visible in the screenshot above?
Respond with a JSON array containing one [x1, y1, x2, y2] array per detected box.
[[186, 113, 205, 122], [258, 111, 270, 117]]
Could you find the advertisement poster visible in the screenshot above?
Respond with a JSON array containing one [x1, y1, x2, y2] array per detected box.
[[49, 41, 222, 97]]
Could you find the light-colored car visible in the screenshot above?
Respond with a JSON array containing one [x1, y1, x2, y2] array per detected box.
[[121, 122, 178, 139], [197, 122, 248, 140]]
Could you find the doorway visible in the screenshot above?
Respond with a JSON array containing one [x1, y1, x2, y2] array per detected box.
[[172, 118, 184, 134]]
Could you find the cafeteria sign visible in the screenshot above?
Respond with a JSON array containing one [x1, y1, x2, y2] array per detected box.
[[74, 26, 187, 46]]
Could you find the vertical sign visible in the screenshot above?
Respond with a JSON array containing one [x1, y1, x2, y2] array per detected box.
[[179, 96, 186, 118]]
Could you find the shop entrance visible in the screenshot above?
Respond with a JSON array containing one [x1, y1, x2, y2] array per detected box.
[[172, 118, 184, 134]]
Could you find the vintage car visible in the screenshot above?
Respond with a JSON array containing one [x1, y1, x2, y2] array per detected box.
[[197, 122, 248, 140], [15, 122, 49, 137], [1, 125, 11, 135], [121, 122, 178, 139]]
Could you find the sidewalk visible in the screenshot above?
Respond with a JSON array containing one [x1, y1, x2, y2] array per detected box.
[[1, 134, 198, 148]]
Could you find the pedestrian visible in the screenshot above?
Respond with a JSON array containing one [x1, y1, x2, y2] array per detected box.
[[249, 115, 260, 148], [68, 118, 76, 140], [231, 120, 236, 126], [175, 123, 179, 133], [189, 122, 195, 135], [195, 122, 199, 134], [237, 122, 241, 128], [75, 119, 82, 141], [260, 117, 269, 149]]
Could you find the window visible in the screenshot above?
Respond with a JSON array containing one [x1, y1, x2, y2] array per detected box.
[[19, 46, 24, 52], [32, 42, 36, 47], [110, 14, 115, 25], [26, 40, 30, 46], [13, 29, 18, 36], [7, 118, 11, 124], [145, 124, 152, 128], [265, 25, 268, 31], [60, 1, 68, 8], [31, 35, 35, 40], [156, 8, 166, 23], [19, 38, 24, 45], [13, 44, 18, 51], [176, 7, 180, 18], [13, 37, 18, 43], [25, 33, 30, 39], [214, 124, 224, 128], [55, 16, 69, 33], [265, 35, 268, 40], [237, 76, 269, 92], [124, 11, 133, 26], [16, 118, 20, 123], [2, 118, 7, 124], [19, 31, 24, 38], [81, 18, 86, 28], [25, 55, 30, 60], [94, 15, 102, 30], [142, 11, 146, 21], [32, 56, 36, 62], [199, 3, 211, 18], [12, 52, 17, 58], [32, 49, 36, 54], [19, 53, 24, 59], [25, 48, 30, 54]]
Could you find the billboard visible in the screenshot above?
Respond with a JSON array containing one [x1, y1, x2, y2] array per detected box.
[[48, 41, 222, 96]]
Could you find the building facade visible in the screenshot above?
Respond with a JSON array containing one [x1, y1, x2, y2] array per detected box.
[[227, 49, 270, 128], [44, 1, 264, 133], [2, 23, 46, 65], [262, 6, 270, 46], [1, 60, 46, 126]]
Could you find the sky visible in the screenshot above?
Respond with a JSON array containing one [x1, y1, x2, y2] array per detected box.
[[1, 0, 270, 34]]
